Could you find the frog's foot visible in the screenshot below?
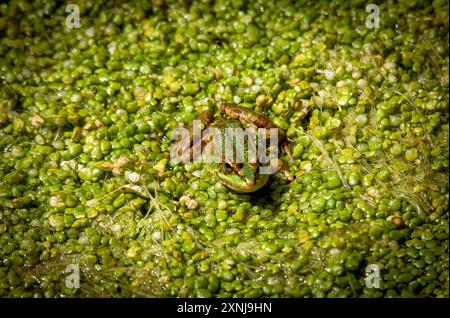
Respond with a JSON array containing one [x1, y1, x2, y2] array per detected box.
[[175, 109, 213, 161]]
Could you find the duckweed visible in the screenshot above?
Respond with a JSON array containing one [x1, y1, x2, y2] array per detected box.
[[0, 0, 448, 298]]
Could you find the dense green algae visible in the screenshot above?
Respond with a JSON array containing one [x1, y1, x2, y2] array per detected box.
[[0, 0, 448, 297]]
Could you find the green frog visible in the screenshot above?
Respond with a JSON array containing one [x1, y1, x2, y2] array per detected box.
[[174, 103, 292, 193]]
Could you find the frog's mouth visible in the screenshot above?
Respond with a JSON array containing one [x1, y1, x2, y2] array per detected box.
[[216, 169, 270, 193]]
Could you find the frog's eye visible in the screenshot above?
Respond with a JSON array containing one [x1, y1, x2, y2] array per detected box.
[[224, 162, 241, 172], [224, 163, 233, 172]]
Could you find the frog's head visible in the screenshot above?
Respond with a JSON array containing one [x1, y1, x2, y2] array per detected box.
[[216, 161, 270, 193]]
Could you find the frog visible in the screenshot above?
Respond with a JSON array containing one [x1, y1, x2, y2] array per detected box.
[[174, 103, 293, 193]]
